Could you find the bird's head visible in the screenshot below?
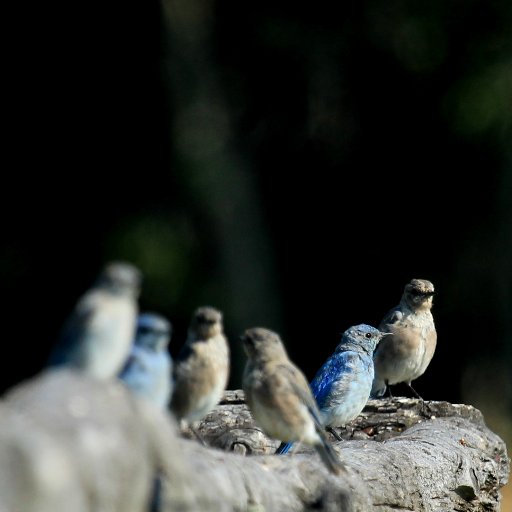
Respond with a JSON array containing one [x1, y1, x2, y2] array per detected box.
[[241, 327, 288, 362], [338, 324, 389, 354], [189, 306, 223, 340], [403, 279, 435, 310], [135, 313, 172, 351]]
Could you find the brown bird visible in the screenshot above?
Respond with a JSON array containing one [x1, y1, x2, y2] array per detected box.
[[371, 278, 436, 399], [242, 327, 345, 475], [170, 306, 230, 430]]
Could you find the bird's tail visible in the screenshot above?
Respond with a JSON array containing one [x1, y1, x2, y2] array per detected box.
[[275, 441, 293, 455], [314, 433, 346, 475]]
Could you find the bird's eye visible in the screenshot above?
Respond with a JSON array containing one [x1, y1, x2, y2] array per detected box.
[[365, 332, 372, 339], [241, 335, 253, 346]]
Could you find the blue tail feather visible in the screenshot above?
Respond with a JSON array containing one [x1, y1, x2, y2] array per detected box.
[[275, 441, 294, 455]]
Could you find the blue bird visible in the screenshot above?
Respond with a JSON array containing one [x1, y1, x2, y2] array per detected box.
[[119, 313, 173, 512], [276, 324, 387, 455], [48, 261, 142, 380], [119, 313, 173, 410]]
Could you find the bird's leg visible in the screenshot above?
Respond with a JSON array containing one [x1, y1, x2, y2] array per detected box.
[[386, 381, 394, 398], [406, 383, 432, 418], [326, 426, 343, 442], [188, 423, 208, 446], [406, 383, 435, 417], [406, 382, 423, 400], [346, 424, 357, 439]]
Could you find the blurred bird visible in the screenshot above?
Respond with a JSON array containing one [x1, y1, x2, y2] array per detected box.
[[371, 279, 436, 399], [119, 311, 173, 512], [242, 327, 345, 475], [276, 324, 387, 455], [47, 261, 141, 380], [119, 313, 173, 410], [170, 306, 230, 431]]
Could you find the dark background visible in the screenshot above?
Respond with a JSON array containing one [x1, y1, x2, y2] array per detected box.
[[2, 1, 511, 497]]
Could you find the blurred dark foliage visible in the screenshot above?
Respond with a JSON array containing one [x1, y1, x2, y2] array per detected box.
[[1, 0, 511, 461]]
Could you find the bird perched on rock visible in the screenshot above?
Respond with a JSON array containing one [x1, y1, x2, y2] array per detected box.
[[276, 324, 387, 455], [170, 306, 230, 431], [119, 313, 173, 410], [371, 278, 436, 399], [242, 327, 345, 475], [48, 261, 141, 380]]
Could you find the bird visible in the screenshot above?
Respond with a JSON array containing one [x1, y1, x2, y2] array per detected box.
[[47, 261, 142, 380], [276, 324, 387, 455], [119, 312, 173, 512], [170, 306, 230, 431], [119, 312, 173, 410], [242, 327, 345, 475], [371, 278, 436, 399]]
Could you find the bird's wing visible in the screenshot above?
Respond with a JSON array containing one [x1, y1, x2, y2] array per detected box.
[[174, 341, 195, 365], [276, 363, 324, 427], [310, 351, 360, 407], [120, 353, 137, 374], [48, 292, 101, 365], [379, 306, 403, 328], [120, 347, 152, 376]]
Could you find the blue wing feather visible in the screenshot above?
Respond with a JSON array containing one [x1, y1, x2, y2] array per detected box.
[[311, 351, 357, 408], [275, 350, 359, 456]]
